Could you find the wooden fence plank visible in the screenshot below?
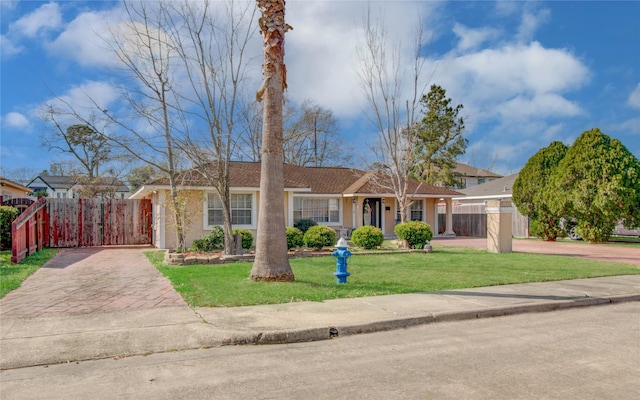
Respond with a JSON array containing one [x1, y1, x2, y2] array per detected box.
[[11, 197, 48, 263], [12, 197, 152, 262], [438, 203, 529, 238]]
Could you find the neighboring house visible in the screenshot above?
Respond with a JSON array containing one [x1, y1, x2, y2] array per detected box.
[[0, 177, 35, 213], [453, 163, 502, 189], [444, 173, 530, 238], [27, 175, 130, 199], [130, 162, 462, 250]]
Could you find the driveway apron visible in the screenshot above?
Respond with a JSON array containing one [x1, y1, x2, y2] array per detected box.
[[0, 246, 187, 318], [432, 237, 640, 266]]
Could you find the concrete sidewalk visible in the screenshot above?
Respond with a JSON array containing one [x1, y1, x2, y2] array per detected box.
[[2, 275, 639, 370]]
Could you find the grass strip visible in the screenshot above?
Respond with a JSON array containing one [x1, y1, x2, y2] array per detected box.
[[0, 249, 58, 299], [148, 245, 640, 307]]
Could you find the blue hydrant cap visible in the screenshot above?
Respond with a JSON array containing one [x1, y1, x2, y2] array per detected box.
[[335, 237, 349, 248]]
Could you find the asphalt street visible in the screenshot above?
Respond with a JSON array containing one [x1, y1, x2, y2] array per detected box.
[[1, 302, 638, 400]]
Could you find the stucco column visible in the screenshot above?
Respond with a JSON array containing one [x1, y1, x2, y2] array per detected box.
[[351, 198, 357, 231], [444, 198, 455, 236], [486, 199, 512, 253], [433, 200, 440, 236], [155, 191, 166, 249]]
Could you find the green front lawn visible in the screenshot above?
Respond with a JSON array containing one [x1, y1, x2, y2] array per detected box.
[[148, 245, 640, 307], [0, 249, 58, 299]]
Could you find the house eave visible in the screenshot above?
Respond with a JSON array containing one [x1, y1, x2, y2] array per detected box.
[[454, 194, 513, 201]]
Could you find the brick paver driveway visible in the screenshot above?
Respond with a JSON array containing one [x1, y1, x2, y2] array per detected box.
[[432, 237, 640, 266], [0, 246, 186, 317]]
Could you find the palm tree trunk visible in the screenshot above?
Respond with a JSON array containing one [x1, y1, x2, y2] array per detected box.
[[250, 0, 294, 282]]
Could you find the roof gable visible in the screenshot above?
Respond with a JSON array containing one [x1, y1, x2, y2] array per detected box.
[[455, 163, 502, 179], [458, 173, 519, 197]]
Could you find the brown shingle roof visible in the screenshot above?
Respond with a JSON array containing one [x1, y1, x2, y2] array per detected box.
[[345, 171, 461, 196], [145, 161, 461, 196]]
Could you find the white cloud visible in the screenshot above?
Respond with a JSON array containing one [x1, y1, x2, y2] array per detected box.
[[628, 83, 640, 109], [430, 42, 589, 123], [46, 8, 126, 68], [40, 80, 120, 121], [10, 2, 62, 38], [1, 1, 18, 11], [611, 117, 640, 135], [499, 93, 583, 119], [453, 23, 500, 52], [285, 1, 440, 118], [517, 9, 550, 43], [0, 34, 22, 58], [2, 112, 31, 129]]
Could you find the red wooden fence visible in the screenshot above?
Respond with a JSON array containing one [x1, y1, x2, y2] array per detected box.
[[11, 197, 48, 263], [11, 198, 152, 263]]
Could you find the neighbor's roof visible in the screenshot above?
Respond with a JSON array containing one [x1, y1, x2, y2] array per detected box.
[[137, 161, 462, 198], [455, 163, 502, 179], [28, 175, 74, 190], [0, 177, 31, 192], [28, 175, 130, 192], [456, 173, 519, 199]]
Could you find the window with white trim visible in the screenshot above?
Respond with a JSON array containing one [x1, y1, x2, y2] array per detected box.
[[410, 200, 423, 221], [293, 197, 340, 224], [207, 193, 253, 226]]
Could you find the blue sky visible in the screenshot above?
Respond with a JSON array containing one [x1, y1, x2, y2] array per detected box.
[[1, 0, 639, 180]]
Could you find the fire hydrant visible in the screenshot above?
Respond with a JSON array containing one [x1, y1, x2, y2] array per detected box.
[[332, 237, 352, 284]]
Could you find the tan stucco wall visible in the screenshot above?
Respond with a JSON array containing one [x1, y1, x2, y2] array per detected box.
[[156, 190, 206, 250], [425, 198, 436, 229], [487, 199, 513, 253], [154, 189, 449, 249]]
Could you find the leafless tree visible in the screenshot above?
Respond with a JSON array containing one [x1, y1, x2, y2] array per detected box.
[[237, 99, 349, 167], [250, 0, 294, 282], [0, 167, 39, 186], [282, 100, 347, 167], [96, 0, 189, 250], [355, 7, 429, 223], [168, 0, 259, 255], [235, 100, 263, 162]]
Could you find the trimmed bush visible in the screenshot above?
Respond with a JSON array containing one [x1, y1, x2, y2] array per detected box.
[[0, 206, 19, 250], [232, 228, 254, 250], [189, 226, 225, 252], [303, 225, 337, 250], [286, 226, 304, 250], [394, 221, 433, 249], [351, 225, 384, 249], [294, 219, 317, 234]]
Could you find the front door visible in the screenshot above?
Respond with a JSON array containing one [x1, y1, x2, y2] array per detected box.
[[363, 198, 382, 229]]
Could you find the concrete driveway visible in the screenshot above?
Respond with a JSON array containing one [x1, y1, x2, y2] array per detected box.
[[0, 246, 187, 318], [432, 237, 640, 266]]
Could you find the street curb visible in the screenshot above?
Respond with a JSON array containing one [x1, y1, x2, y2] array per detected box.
[[1, 294, 638, 370], [233, 294, 640, 345]]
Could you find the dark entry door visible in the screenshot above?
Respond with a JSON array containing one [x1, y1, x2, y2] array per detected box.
[[363, 198, 382, 229]]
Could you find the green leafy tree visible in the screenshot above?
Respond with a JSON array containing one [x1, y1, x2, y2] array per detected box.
[[127, 165, 158, 193], [0, 206, 20, 250], [414, 85, 468, 187], [548, 128, 640, 243], [512, 141, 568, 240]]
